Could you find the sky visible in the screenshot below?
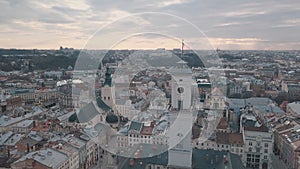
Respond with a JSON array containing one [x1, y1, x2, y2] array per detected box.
[[0, 0, 300, 50]]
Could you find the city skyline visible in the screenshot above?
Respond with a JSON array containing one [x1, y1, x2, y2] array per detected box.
[[0, 0, 300, 50]]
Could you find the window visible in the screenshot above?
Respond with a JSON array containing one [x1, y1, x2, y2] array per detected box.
[[249, 147, 252, 152], [264, 143, 268, 147], [249, 142, 252, 146], [264, 155, 268, 160], [108, 97, 110, 100], [104, 96, 106, 100], [264, 149, 268, 153]]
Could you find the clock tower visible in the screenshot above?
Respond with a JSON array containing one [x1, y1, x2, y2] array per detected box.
[[170, 60, 192, 110], [167, 41, 193, 168]]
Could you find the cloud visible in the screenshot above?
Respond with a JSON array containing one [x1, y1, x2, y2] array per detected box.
[[271, 18, 300, 28], [214, 22, 251, 27], [156, 0, 192, 8], [0, 0, 299, 49], [221, 10, 267, 18], [286, 19, 300, 25], [207, 38, 268, 50]]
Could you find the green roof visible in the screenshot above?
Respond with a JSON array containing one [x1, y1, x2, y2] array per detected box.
[[96, 97, 111, 112], [192, 149, 231, 169], [68, 113, 79, 123], [128, 121, 143, 132], [198, 83, 211, 88], [117, 149, 245, 169], [103, 67, 112, 87], [106, 113, 118, 123], [118, 145, 168, 169], [77, 102, 100, 123]]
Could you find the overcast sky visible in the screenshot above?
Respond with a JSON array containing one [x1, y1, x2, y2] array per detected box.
[[0, 0, 299, 50]]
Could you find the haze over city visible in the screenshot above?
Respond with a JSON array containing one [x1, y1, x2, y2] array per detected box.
[[0, 1, 300, 169]]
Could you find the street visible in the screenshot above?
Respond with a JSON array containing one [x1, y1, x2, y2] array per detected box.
[[271, 153, 288, 169]]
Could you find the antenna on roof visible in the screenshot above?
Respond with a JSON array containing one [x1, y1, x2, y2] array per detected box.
[[181, 39, 184, 58]]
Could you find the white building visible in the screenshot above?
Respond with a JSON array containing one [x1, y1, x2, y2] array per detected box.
[[12, 119, 34, 133], [206, 87, 226, 110], [241, 113, 273, 169], [286, 101, 300, 115], [11, 148, 69, 169], [115, 99, 138, 119], [51, 143, 79, 169], [169, 60, 192, 110]]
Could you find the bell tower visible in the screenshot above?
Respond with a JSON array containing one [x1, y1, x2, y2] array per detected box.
[[101, 67, 114, 108], [170, 61, 192, 110], [168, 40, 193, 168]]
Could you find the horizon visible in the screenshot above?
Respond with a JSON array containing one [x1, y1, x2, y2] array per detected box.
[[0, 47, 299, 51]]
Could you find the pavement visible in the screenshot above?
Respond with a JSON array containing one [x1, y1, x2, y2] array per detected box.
[[271, 153, 288, 169]]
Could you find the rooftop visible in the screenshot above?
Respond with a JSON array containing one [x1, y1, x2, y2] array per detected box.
[[128, 121, 143, 133], [118, 148, 245, 169], [14, 148, 68, 168], [62, 135, 86, 149], [0, 131, 13, 145], [13, 119, 33, 128], [0, 107, 43, 127], [96, 97, 111, 112], [140, 123, 154, 135], [4, 133, 24, 146], [287, 101, 300, 114], [18, 136, 40, 147], [216, 132, 244, 145], [241, 113, 269, 132], [217, 117, 229, 130], [52, 142, 78, 156], [77, 101, 101, 123]]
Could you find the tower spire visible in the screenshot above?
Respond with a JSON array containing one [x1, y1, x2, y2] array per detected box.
[[104, 66, 112, 87], [181, 39, 184, 58]]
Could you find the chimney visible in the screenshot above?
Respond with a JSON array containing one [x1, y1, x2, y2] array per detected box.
[[47, 151, 52, 156], [27, 143, 30, 153]]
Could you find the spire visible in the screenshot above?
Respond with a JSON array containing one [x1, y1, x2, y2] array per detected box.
[[181, 39, 184, 58], [104, 67, 112, 87]]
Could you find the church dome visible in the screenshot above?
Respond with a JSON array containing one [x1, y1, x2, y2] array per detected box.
[[106, 113, 118, 123]]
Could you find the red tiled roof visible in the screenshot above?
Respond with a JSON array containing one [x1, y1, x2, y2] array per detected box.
[[276, 124, 294, 132], [228, 133, 244, 145], [216, 132, 244, 145], [244, 125, 269, 132], [140, 126, 154, 135], [140, 122, 155, 135], [217, 117, 229, 130]]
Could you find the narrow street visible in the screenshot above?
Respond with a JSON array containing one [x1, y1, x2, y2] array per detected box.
[[271, 153, 288, 169]]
